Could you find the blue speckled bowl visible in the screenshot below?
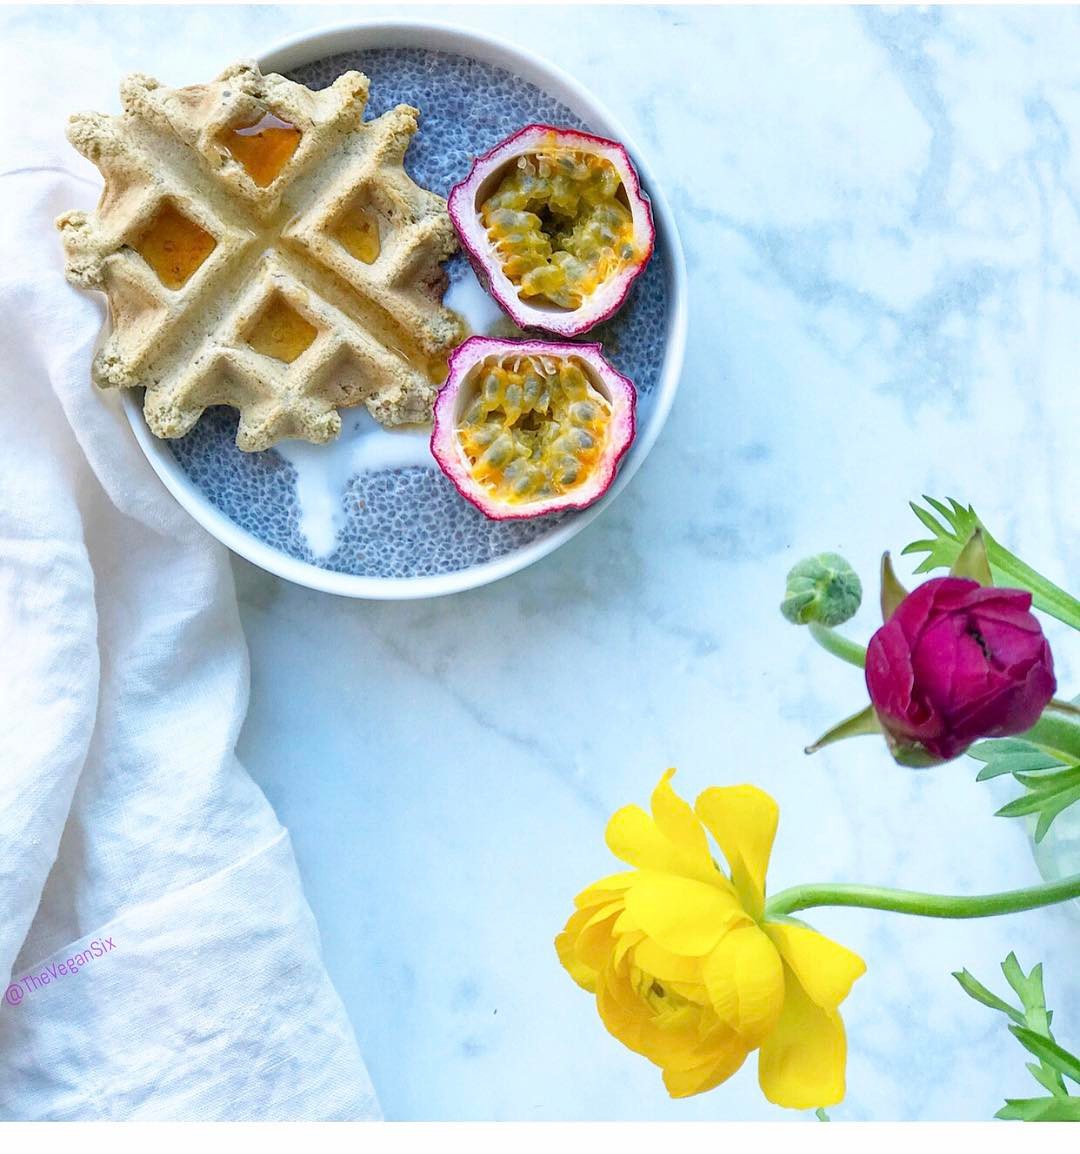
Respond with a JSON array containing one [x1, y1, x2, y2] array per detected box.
[[122, 22, 687, 599]]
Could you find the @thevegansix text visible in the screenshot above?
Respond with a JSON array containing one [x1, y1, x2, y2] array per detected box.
[[4, 938, 117, 1006]]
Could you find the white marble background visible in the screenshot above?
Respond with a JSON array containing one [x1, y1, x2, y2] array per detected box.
[[6, 2, 1080, 1122]]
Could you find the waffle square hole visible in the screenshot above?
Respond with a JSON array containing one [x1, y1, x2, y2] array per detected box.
[[133, 202, 216, 290], [221, 110, 302, 188], [333, 191, 383, 264], [245, 294, 318, 364]]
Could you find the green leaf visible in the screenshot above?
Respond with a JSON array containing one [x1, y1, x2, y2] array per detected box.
[[879, 552, 909, 621], [975, 763, 1018, 781], [1009, 1027, 1080, 1084], [1021, 713, 1080, 763], [976, 754, 1066, 781], [994, 775, 1080, 841], [815, 1108, 830, 1122], [973, 734, 1079, 840], [970, 738, 1048, 760], [902, 540, 940, 575], [910, 501, 948, 537], [1013, 766, 1080, 793], [904, 496, 1080, 630], [1001, 953, 1036, 1006], [1026, 1062, 1067, 1098], [957, 952, 1080, 1115], [1034, 787, 1080, 842], [950, 528, 994, 586], [952, 969, 1025, 1024], [928, 495, 966, 522], [804, 704, 881, 754], [903, 497, 979, 573], [997, 1096, 1080, 1121], [996, 793, 1056, 818]]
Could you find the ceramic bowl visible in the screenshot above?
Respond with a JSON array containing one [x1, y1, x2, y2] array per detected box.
[[121, 20, 687, 599]]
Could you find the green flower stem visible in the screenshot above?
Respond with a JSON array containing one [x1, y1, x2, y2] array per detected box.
[[1023, 711, 1080, 762], [765, 873, 1080, 922], [807, 622, 867, 670], [982, 542, 1080, 633]]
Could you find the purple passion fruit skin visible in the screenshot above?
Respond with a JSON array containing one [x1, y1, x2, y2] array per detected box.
[[430, 336, 637, 521], [448, 125, 655, 338]]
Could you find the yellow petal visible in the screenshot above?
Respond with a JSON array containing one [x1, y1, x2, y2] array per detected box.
[[662, 979, 710, 1006], [574, 872, 636, 909], [758, 965, 848, 1109], [555, 907, 600, 992], [765, 923, 866, 1011], [701, 923, 784, 1047], [644, 1018, 704, 1064], [640, 1017, 708, 1068], [583, 900, 624, 929], [597, 967, 647, 1056], [631, 937, 702, 984], [575, 904, 622, 973], [649, 769, 716, 882], [657, 1020, 742, 1070], [606, 804, 674, 870], [598, 961, 727, 1076], [695, 785, 778, 919], [625, 872, 750, 957], [662, 1026, 749, 1097], [606, 802, 717, 886], [597, 963, 694, 1064], [613, 930, 644, 969]]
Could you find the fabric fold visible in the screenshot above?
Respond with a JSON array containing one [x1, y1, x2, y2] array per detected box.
[[0, 168, 378, 1121]]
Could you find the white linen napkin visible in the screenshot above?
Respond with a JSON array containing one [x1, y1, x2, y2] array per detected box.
[[0, 166, 380, 1121]]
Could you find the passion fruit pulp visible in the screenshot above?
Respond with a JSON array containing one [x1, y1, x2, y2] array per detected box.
[[481, 150, 636, 310], [431, 336, 636, 520], [449, 126, 655, 338]]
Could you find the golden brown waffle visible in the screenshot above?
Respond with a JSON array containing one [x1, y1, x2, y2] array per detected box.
[[57, 61, 465, 450]]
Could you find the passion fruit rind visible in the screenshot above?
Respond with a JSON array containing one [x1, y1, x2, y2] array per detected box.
[[431, 335, 637, 521], [448, 125, 655, 338]]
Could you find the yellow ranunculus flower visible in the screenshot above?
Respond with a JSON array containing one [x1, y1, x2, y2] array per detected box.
[[555, 770, 866, 1108]]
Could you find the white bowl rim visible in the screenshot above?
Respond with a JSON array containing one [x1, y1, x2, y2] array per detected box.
[[121, 17, 688, 600]]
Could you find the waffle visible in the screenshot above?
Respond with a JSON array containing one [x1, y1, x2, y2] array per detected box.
[[57, 61, 465, 450]]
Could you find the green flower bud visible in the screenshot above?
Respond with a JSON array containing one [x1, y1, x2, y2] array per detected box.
[[781, 553, 863, 627]]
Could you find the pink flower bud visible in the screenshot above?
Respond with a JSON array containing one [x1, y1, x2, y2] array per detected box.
[[865, 577, 1056, 762]]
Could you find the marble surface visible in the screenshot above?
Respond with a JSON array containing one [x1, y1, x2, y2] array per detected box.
[[8, 3, 1080, 1122]]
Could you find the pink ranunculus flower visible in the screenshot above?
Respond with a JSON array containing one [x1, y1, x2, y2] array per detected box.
[[865, 577, 1056, 763]]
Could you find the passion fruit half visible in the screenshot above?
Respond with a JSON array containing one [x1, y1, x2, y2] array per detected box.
[[448, 125, 655, 337], [431, 336, 636, 520]]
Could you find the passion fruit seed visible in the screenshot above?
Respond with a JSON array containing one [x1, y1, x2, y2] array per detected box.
[[456, 356, 612, 505], [480, 151, 637, 310]]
